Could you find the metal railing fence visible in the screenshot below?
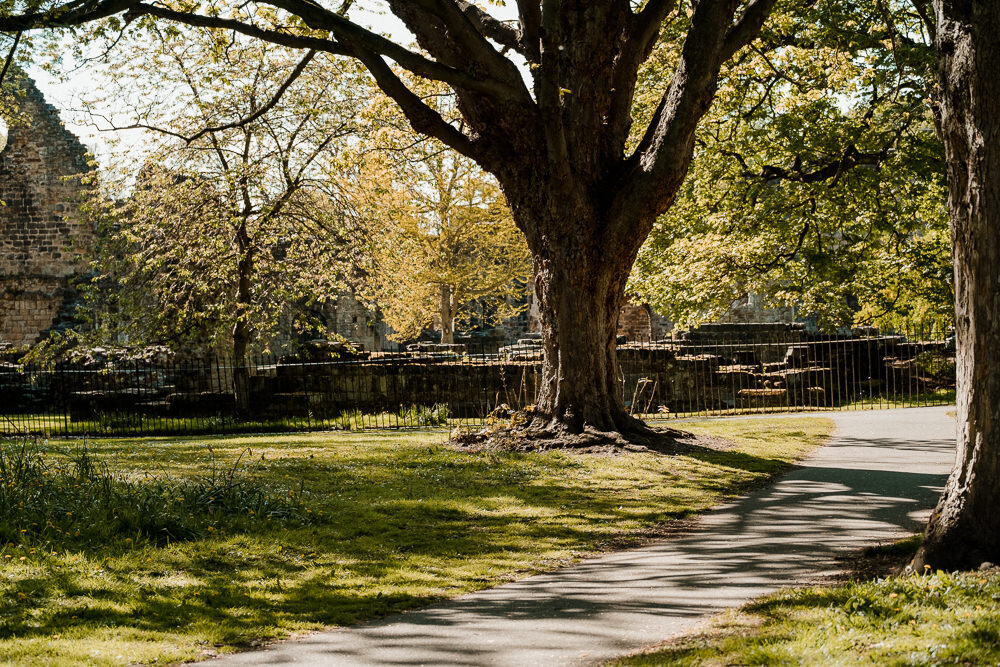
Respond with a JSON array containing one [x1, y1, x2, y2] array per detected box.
[[0, 325, 956, 437]]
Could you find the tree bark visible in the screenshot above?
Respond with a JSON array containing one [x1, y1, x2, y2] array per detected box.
[[439, 283, 455, 345], [232, 317, 251, 417], [913, 0, 1000, 570], [506, 194, 651, 438], [531, 250, 637, 435], [232, 225, 254, 418]]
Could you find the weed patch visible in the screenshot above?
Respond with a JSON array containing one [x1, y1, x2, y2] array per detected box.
[[396, 403, 451, 426], [0, 440, 311, 549]]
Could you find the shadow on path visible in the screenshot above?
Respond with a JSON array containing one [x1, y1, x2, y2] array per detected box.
[[211, 406, 956, 667]]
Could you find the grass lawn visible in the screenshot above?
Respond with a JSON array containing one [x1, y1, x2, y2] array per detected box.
[[611, 538, 1000, 666], [0, 417, 830, 665]]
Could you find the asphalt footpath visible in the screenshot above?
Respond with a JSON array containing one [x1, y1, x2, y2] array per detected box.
[[208, 406, 956, 666]]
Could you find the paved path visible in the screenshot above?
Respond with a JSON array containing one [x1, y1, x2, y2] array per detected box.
[[212, 407, 956, 666]]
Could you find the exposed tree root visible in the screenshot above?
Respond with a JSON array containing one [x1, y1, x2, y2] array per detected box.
[[911, 522, 1000, 573], [449, 419, 721, 455]]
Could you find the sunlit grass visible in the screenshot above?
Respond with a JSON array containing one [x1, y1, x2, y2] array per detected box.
[[613, 569, 1000, 667], [1, 404, 452, 438], [0, 417, 831, 665], [611, 537, 1000, 666]]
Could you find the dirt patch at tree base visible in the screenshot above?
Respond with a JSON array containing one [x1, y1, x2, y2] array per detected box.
[[448, 423, 738, 456]]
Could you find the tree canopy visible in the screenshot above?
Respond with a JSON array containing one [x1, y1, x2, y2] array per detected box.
[[358, 144, 530, 344], [348, 87, 530, 344], [78, 27, 363, 364], [628, 0, 951, 331]]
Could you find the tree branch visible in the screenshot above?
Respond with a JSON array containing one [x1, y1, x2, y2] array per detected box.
[[454, 0, 521, 53], [384, 0, 528, 98], [909, 0, 936, 43], [0, 31, 22, 87], [721, 0, 779, 61], [352, 47, 480, 162], [750, 219, 810, 272], [125, 4, 345, 52], [616, 1, 738, 214], [128, 3, 522, 100], [537, 0, 570, 181], [612, 0, 779, 228], [606, 0, 677, 146], [632, 0, 678, 58], [516, 0, 541, 61], [0, 0, 141, 31], [181, 49, 315, 145], [751, 145, 892, 185]]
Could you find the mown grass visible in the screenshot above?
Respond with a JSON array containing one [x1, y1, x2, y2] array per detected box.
[[0, 417, 830, 665], [837, 388, 956, 411], [612, 538, 1000, 666], [1, 402, 453, 438]]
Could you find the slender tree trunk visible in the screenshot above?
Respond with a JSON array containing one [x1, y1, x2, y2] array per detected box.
[[232, 317, 251, 417], [913, 0, 1000, 570], [439, 284, 455, 344], [232, 227, 254, 418]]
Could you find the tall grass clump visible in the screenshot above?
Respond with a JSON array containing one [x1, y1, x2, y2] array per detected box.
[[0, 439, 313, 549], [396, 403, 451, 426]]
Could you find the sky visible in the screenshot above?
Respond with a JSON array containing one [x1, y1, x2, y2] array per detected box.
[[26, 1, 519, 166]]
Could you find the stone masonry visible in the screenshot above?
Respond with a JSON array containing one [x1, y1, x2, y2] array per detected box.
[[618, 301, 673, 341], [0, 75, 91, 348]]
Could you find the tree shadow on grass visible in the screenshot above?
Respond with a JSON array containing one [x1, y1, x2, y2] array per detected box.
[[0, 423, 845, 660]]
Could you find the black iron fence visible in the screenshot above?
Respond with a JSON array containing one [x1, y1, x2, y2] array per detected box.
[[0, 325, 956, 438]]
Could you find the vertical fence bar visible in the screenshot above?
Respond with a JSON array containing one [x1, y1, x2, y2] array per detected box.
[[849, 335, 858, 411]]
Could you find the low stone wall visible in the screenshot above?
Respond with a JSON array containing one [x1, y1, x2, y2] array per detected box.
[[248, 358, 542, 418]]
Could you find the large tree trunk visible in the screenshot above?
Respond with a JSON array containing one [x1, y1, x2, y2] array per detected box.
[[512, 197, 650, 439], [531, 252, 638, 435], [912, 0, 1000, 570]]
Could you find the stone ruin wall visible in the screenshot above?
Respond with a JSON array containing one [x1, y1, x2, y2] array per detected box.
[[618, 301, 673, 341], [715, 292, 796, 325], [0, 76, 91, 348]]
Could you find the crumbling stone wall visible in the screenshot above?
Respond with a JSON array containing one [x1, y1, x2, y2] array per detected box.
[[319, 292, 392, 352], [716, 292, 796, 325], [0, 76, 90, 348], [618, 301, 673, 341]]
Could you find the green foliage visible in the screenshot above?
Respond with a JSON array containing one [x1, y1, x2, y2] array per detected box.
[[629, 0, 951, 331], [0, 69, 33, 144], [77, 27, 366, 357], [915, 350, 956, 382], [396, 403, 451, 427], [0, 439, 311, 549], [350, 83, 531, 342]]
